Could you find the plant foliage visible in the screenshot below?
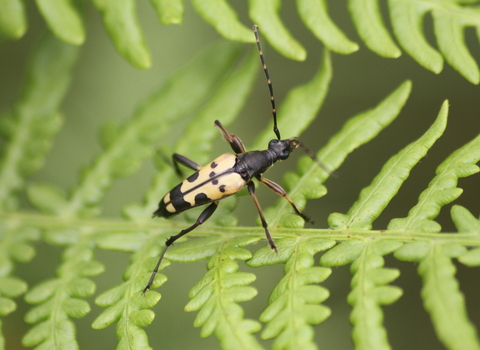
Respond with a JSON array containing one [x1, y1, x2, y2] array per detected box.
[[0, 1, 479, 350], [3, 0, 480, 83]]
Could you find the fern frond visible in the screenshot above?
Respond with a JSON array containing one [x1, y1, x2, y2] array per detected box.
[[151, 0, 184, 25], [452, 205, 480, 236], [192, 0, 254, 43], [0, 34, 78, 211], [297, 0, 359, 55], [0, 0, 26, 38], [455, 205, 480, 266], [395, 242, 480, 350], [329, 99, 448, 230], [388, 133, 480, 232], [389, 0, 480, 83], [36, 0, 84, 45], [249, 237, 335, 350], [184, 236, 262, 350], [91, 0, 151, 69], [349, 0, 402, 58], [93, 232, 167, 350], [248, 0, 306, 61], [5, 0, 480, 85], [267, 80, 412, 229], [323, 239, 403, 350], [0, 224, 35, 349], [22, 229, 104, 349], [0, 0, 355, 65]]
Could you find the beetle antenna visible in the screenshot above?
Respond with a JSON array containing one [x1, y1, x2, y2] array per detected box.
[[253, 25, 281, 140], [291, 139, 337, 177]]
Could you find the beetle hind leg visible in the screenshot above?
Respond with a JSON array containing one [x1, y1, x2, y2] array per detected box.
[[256, 175, 314, 224], [143, 201, 218, 294], [247, 181, 277, 252]]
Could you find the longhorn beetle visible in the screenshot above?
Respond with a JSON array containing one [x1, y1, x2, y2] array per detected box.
[[143, 25, 329, 294]]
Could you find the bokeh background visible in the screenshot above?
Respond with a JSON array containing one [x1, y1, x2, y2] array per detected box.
[[0, 1, 479, 349]]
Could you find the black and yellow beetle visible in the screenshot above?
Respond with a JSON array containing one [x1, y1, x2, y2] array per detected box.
[[143, 25, 329, 293]]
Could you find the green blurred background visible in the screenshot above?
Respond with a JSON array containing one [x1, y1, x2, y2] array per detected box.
[[0, 1, 479, 349]]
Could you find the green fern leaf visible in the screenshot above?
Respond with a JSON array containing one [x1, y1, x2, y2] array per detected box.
[[26, 183, 69, 215], [248, 0, 306, 61], [22, 230, 104, 350], [0, 34, 78, 211], [321, 240, 365, 266], [396, 242, 480, 350], [150, 0, 184, 24], [184, 236, 262, 350], [35, 0, 85, 45], [452, 205, 480, 266], [432, 5, 480, 84], [349, 0, 402, 58], [0, 0, 27, 38], [322, 239, 404, 349], [389, 0, 443, 72], [389, 0, 480, 83], [297, 0, 359, 54], [329, 99, 448, 230], [192, 0, 254, 43], [249, 237, 334, 350], [388, 133, 480, 232], [92, 0, 151, 69], [452, 205, 480, 235], [458, 247, 480, 267], [93, 233, 167, 349], [350, 240, 403, 350], [267, 80, 412, 229]]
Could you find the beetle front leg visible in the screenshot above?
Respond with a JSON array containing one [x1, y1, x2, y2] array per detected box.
[[247, 181, 277, 252], [143, 201, 218, 294], [256, 175, 313, 223], [214, 120, 246, 154]]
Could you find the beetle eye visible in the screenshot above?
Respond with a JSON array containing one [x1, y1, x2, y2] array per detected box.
[[268, 139, 279, 148], [279, 150, 290, 160]]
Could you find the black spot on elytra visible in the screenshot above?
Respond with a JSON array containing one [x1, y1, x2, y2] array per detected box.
[[219, 185, 226, 193], [187, 171, 199, 183], [212, 179, 219, 185], [210, 162, 218, 168], [209, 171, 215, 177], [154, 183, 189, 218], [194, 192, 210, 205]]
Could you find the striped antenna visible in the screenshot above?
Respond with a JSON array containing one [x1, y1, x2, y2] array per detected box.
[[253, 25, 281, 140]]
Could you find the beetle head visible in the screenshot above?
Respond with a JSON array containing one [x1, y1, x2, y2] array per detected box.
[[268, 138, 300, 161], [268, 138, 336, 176]]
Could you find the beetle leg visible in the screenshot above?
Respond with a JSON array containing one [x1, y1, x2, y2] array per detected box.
[[172, 153, 201, 178], [247, 181, 277, 252], [214, 120, 246, 154], [256, 175, 314, 224], [143, 201, 218, 294]]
